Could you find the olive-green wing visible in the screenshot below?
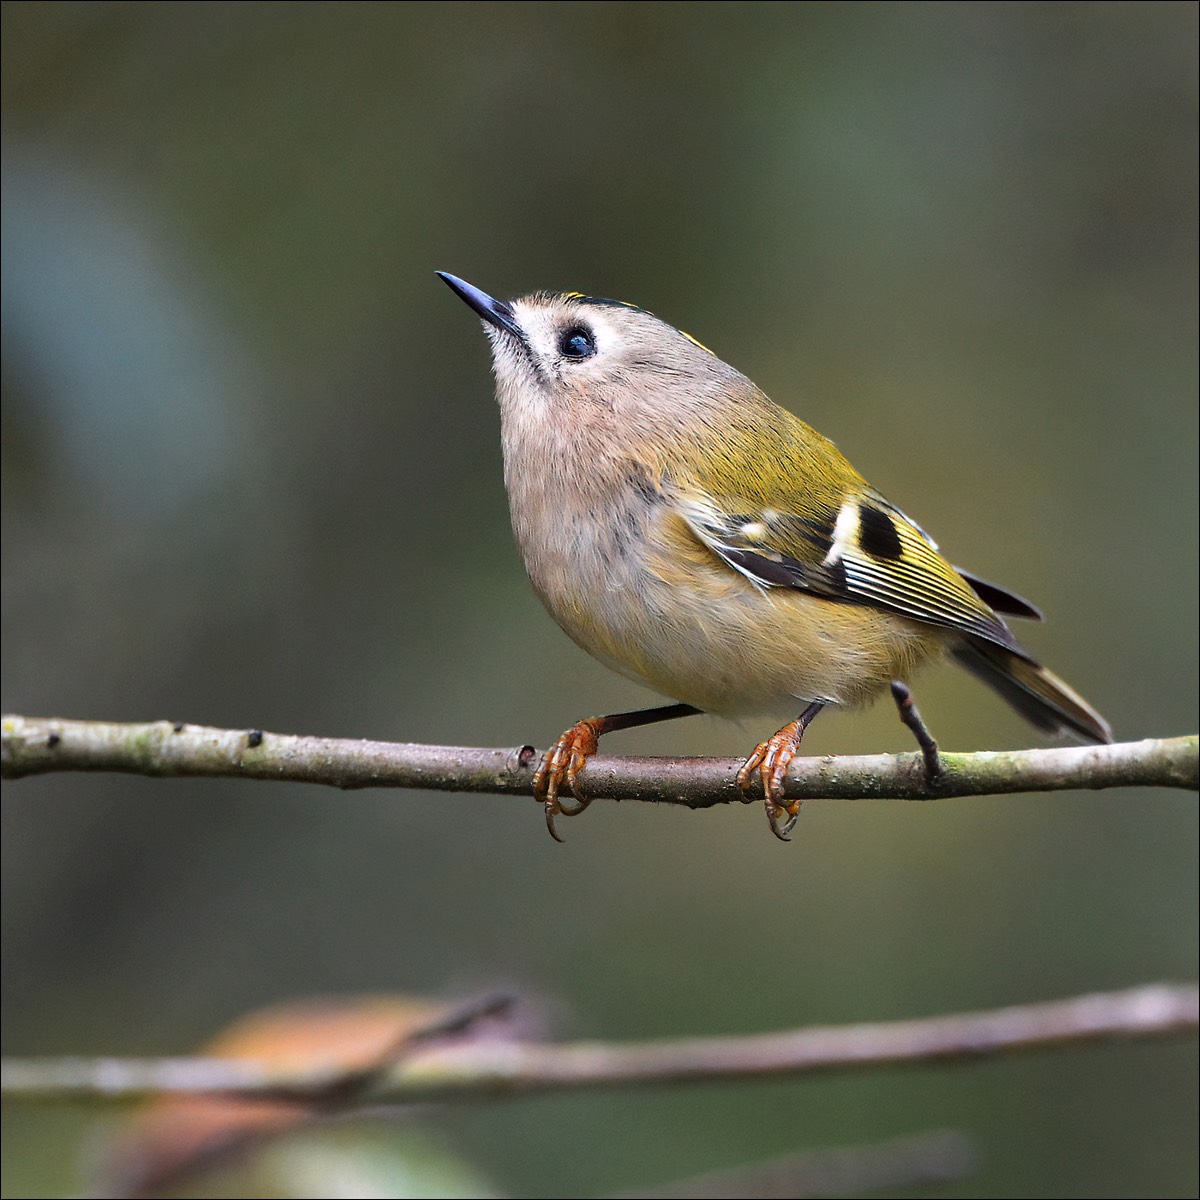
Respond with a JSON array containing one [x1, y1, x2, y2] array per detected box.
[[676, 486, 1027, 656], [675, 483, 1112, 743]]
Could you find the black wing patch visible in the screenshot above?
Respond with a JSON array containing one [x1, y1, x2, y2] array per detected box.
[[857, 502, 904, 561]]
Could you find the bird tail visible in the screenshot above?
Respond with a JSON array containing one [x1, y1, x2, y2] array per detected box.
[[951, 636, 1113, 744]]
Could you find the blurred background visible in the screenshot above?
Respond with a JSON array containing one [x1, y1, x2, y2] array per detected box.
[[2, 3, 1196, 1196]]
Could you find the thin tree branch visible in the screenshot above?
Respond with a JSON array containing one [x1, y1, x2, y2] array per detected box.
[[2, 716, 1196, 810], [2, 983, 1195, 1105]]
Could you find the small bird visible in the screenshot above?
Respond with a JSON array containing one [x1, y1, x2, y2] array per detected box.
[[438, 272, 1112, 840]]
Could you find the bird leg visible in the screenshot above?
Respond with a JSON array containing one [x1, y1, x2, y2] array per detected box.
[[736, 701, 826, 841], [889, 681, 943, 784], [533, 703, 701, 841]]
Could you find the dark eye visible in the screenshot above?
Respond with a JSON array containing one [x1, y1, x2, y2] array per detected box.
[[558, 326, 596, 359]]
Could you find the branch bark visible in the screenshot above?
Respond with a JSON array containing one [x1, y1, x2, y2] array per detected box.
[[2, 716, 1196, 811], [2, 983, 1195, 1105]]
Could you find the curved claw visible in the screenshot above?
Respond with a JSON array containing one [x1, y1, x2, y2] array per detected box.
[[737, 705, 823, 840], [738, 735, 802, 841], [533, 719, 602, 842], [543, 805, 566, 843], [767, 796, 802, 841]]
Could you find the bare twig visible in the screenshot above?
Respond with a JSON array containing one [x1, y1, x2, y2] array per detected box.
[[2, 716, 1196, 811], [3, 983, 1195, 1105]]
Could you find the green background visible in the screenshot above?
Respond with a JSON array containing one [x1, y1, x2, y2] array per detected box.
[[2, 3, 1196, 1196]]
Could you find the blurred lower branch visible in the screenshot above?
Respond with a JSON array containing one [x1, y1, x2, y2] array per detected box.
[[3, 983, 1195, 1105], [2, 715, 1196, 808]]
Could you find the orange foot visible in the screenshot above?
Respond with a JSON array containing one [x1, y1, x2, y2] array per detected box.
[[529, 703, 702, 842], [736, 701, 825, 841], [532, 718, 603, 842]]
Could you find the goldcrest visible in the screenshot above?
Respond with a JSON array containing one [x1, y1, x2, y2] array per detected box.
[[438, 272, 1112, 841]]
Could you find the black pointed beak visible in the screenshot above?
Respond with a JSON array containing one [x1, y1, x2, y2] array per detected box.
[[437, 272, 525, 342]]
